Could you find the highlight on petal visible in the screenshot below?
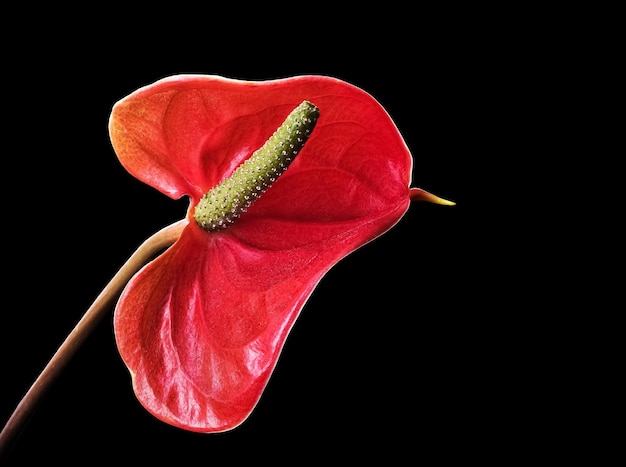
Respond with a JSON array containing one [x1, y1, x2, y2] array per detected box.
[[110, 75, 439, 432]]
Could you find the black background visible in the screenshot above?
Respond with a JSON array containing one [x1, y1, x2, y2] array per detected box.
[[0, 9, 508, 465]]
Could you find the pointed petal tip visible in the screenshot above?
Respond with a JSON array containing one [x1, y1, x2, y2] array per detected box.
[[410, 188, 456, 206]]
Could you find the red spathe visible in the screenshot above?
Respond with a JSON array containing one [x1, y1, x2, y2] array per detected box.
[[110, 75, 413, 432]]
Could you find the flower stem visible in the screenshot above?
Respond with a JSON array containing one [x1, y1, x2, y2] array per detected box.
[[0, 219, 187, 461]]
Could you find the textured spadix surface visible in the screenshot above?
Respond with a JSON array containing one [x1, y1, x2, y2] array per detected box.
[[109, 75, 414, 432]]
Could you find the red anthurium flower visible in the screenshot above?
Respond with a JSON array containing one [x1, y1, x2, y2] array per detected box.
[[108, 74, 452, 433]]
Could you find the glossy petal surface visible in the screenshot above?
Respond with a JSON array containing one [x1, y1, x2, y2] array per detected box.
[[110, 75, 414, 431]]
